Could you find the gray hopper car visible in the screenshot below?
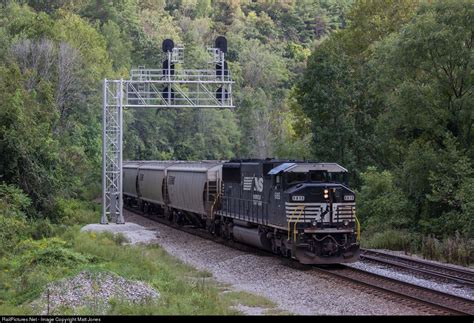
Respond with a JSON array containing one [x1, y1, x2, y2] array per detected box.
[[123, 161, 222, 219]]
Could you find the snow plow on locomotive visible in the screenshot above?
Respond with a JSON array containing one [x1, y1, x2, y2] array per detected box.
[[123, 159, 360, 264]]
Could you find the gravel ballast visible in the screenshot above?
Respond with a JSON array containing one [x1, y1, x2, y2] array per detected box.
[[32, 271, 160, 315], [348, 261, 474, 301], [124, 210, 427, 315]]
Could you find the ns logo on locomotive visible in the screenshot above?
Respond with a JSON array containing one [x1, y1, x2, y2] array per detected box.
[[123, 159, 360, 264]]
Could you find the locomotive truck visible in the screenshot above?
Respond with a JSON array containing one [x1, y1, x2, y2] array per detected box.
[[123, 159, 360, 264]]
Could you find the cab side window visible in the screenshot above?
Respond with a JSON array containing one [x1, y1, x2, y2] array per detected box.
[[273, 174, 282, 190]]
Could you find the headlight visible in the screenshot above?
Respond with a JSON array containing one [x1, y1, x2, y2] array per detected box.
[[312, 220, 317, 227], [343, 220, 349, 226]]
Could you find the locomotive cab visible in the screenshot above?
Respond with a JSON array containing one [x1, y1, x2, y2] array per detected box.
[[267, 162, 360, 264]]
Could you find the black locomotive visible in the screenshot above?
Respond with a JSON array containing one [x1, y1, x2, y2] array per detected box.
[[123, 159, 360, 264]]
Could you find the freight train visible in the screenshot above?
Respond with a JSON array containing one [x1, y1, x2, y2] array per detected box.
[[123, 159, 360, 264]]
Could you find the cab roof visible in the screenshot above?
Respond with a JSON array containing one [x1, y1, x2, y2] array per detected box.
[[268, 163, 348, 175]]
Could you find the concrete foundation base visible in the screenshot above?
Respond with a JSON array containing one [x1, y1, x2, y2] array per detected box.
[[80, 223, 159, 245]]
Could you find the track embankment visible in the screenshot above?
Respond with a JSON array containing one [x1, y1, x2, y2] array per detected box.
[[124, 210, 430, 315]]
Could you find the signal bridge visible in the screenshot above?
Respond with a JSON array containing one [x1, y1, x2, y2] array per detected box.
[[102, 37, 233, 224]]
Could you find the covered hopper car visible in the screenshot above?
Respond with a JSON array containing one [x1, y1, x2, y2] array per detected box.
[[123, 159, 360, 264]]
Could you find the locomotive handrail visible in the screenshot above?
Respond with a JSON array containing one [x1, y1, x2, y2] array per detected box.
[[293, 206, 306, 242], [287, 205, 305, 241], [354, 210, 361, 242]]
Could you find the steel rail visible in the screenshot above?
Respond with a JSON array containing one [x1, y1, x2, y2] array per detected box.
[[360, 249, 474, 287], [314, 265, 474, 316]]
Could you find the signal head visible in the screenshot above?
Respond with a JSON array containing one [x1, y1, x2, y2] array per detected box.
[[162, 39, 174, 53]]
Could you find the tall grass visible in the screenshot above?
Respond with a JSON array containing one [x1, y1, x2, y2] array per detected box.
[[361, 229, 414, 253], [421, 232, 473, 266], [363, 229, 473, 266]]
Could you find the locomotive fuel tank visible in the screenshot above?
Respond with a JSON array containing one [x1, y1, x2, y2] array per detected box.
[[232, 225, 272, 251]]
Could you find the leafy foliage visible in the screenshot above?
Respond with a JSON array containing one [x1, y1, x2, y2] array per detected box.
[[357, 167, 412, 231], [0, 0, 471, 262], [0, 183, 30, 257], [297, 0, 473, 244]]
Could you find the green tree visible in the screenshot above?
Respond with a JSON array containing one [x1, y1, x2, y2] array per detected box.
[[296, 35, 354, 165], [0, 64, 60, 214], [357, 167, 412, 231], [370, 0, 473, 236], [101, 20, 132, 71]]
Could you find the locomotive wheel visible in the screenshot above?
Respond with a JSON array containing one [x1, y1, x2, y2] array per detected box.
[[207, 222, 215, 235], [214, 220, 221, 236], [209, 220, 221, 236], [281, 244, 292, 258], [271, 240, 278, 254], [173, 212, 183, 226]]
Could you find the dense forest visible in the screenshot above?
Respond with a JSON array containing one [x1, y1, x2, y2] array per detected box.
[[0, 0, 472, 267]]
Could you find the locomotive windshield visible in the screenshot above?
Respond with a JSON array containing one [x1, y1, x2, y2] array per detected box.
[[285, 172, 308, 185], [284, 170, 328, 186], [326, 172, 348, 184], [309, 170, 328, 182], [283, 170, 348, 186]]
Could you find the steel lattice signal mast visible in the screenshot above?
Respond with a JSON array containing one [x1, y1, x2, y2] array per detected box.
[[101, 37, 234, 224]]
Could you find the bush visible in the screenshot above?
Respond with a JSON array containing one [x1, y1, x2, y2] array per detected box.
[[29, 218, 57, 240], [0, 183, 31, 217], [53, 198, 99, 225], [357, 167, 413, 232], [0, 215, 28, 257], [1, 236, 95, 306], [421, 232, 473, 266], [0, 183, 31, 257], [15, 237, 93, 269], [362, 229, 414, 252]]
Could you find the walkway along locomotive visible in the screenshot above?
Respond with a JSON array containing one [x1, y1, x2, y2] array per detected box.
[[123, 159, 360, 264]]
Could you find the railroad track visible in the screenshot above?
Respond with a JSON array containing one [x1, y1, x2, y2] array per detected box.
[[126, 208, 474, 315], [360, 249, 474, 288], [314, 265, 474, 316]]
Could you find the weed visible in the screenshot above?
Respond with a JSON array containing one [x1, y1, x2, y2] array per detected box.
[[362, 229, 414, 252], [363, 229, 473, 266], [421, 232, 473, 266], [221, 291, 276, 309]]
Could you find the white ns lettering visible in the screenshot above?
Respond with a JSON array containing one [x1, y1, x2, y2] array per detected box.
[[254, 177, 263, 192]]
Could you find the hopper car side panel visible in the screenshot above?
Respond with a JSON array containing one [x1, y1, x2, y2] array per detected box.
[[167, 169, 208, 215], [138, 168, 167, 205], [165, 163, 223, 217], [123, 166, 139, 198]]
